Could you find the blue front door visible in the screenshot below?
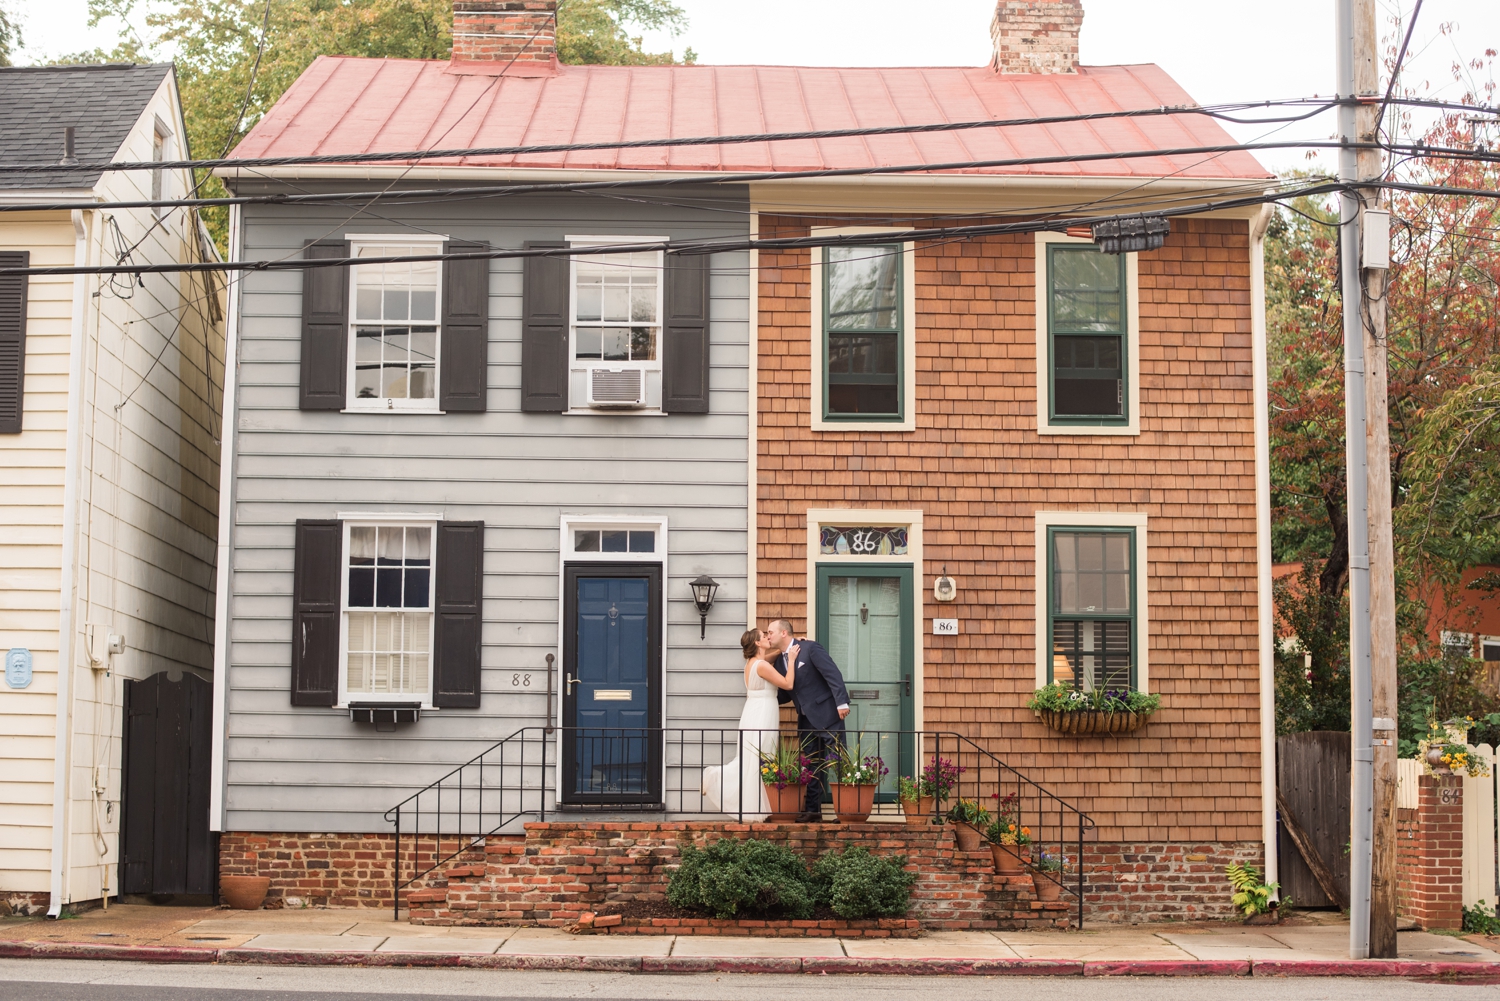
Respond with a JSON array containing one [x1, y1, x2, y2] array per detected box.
[[563, 564, 661, 803]]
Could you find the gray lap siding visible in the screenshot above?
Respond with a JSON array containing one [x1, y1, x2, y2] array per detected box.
[[223, 189, 752, 833]]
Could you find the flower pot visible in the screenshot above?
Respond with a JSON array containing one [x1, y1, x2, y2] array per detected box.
[[832, 782, 877, 823], [952, 821, 985, 852], [1038, 709, 1151, 735], [763, 782, 804, 822], [902, 795, 935, 826], [220, 875, 271, 910], [989, 842, 1025, 873], [1032, 873, 1064, 900]]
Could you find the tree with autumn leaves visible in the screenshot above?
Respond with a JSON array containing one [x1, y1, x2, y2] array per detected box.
[[1271, 63, 1500, 748]]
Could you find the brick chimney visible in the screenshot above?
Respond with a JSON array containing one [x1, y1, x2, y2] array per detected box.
[[990, 0, 1083, 74], [451, 0, 557, 71]]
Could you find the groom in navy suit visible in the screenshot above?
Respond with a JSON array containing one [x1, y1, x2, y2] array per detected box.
[[765, 618, 851, 822]]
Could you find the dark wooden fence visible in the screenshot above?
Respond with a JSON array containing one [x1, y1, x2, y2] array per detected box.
[[1276, 730, 1351, 909]]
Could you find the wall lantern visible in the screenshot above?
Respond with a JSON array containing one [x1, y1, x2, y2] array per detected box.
[[933, 566, 958, 603], [689, 574, 720, 640]]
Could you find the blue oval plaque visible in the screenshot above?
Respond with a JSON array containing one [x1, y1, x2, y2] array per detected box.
[[6, 648, 32, 689]]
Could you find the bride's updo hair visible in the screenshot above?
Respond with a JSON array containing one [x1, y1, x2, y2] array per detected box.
[[740, 629, 761, 659]]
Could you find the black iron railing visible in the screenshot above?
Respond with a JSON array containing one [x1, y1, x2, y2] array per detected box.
[[384, 727, 1093, 927]]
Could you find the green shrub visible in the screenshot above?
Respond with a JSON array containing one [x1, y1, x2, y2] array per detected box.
[[810, 845, 916, 919], [666, 837, 815, 919], [1464, 901, 1500, 935]]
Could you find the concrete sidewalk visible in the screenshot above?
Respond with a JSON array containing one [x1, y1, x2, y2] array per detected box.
[[4, 905, 1500, 977]]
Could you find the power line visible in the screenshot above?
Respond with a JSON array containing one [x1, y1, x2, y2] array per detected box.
[[1, 96, 1493, 178]]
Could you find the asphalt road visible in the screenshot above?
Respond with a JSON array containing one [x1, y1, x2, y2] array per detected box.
[[4, 960, 1500, 1001]]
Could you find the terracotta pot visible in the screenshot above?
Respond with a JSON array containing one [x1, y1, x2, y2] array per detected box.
[[763, 782, 805, 822], [832, 782, 877, 823], [902, 795, 935, 826], [1038, 709, 1151, 735], [1032, 873, 1064, 900], [989, 842, 1025, 873], [220, 875, 271, 910], [952, 821, 985, 852]]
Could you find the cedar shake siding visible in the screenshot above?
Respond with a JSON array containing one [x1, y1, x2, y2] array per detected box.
[[756, 214, 1261, 844]]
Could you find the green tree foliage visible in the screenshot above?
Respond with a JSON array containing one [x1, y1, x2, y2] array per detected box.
[[62, 0, 691, 245], [0, 2, 21, 67]]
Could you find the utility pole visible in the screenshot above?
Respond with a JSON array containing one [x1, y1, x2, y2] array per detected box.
[[1355, 0, 1398, 957], [1338, 0, 1375, 961]]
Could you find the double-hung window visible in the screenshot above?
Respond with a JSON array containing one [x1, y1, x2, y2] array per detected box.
[[349, 241, 442, 410], [823, 245, 903, 420], [342, 522, 434, 703], [1047, 244, 1127, 425], [569, 245, 663, 409], [1048, 527, 1136, 691]]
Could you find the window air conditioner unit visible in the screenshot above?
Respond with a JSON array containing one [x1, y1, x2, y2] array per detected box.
[[587, 367, 646, 408]]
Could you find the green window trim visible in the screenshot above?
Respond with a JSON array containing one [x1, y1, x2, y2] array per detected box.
[[1046, 243, 1129, 427], [821, 244, 905, 423], [1045, 526, 1138, 692]]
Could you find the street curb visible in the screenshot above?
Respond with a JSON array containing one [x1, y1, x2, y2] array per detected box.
[[3, 939, 1500, 977]]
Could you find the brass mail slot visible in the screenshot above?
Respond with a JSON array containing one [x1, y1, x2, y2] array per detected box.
[[849, 689, 881, 700], [593, 689, 633, 702]]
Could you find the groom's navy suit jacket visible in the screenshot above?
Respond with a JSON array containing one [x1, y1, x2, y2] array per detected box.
[[773, 639, 851, 732]]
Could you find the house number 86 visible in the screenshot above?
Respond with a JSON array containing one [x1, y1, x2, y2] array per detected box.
[[850, 530, 878, 554], [511, 673, 532, 688]]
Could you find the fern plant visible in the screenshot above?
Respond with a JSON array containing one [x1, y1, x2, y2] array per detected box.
[[1225, 861, 1278, 916]]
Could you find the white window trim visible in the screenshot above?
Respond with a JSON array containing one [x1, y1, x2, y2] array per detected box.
[[810, 227, 917, 432], [1033, 510, 1149, 691], [804, 507, 925, 730], [1034, 232, 1141, 437], [337, 518, 438, 707], [345, 234, 447, 414], [565, 237, 668, 417]]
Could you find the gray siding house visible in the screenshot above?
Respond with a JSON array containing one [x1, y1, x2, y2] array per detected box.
[[211, 40, 754, 833]]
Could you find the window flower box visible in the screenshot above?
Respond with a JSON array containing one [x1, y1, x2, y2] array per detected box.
[[1028, 683, 1160, 735]]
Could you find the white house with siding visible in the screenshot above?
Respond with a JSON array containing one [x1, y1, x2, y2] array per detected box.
[[0, 63, 225, 915]]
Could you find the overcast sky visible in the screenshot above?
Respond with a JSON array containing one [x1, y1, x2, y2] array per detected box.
[[10, 0, 1498, 174]]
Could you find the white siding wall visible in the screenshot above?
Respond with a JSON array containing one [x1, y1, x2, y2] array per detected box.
[[0, 73, 225, 906]]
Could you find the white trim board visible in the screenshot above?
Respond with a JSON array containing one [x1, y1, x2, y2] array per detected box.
[[1032, 510, 1150, 692]]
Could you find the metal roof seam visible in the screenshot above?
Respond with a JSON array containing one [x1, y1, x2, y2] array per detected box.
[[369, 61, 431, 158]]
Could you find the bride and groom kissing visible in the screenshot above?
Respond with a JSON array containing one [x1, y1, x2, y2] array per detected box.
[[702, 618, 852, 822]]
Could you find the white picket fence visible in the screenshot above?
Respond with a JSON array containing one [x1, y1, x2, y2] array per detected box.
[[1396, 744, 1497, 909]]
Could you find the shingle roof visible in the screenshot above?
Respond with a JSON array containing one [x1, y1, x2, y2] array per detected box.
[[0, 63, 172, 190], [232, 57, 1270, 181]]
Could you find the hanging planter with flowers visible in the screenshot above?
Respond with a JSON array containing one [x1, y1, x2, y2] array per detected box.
[[1419, 717, 1491, 778], [1028, 683, 1160, 735]]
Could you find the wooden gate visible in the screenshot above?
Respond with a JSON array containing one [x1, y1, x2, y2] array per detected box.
[[120, 672, 215, 897], [1276, 731, 1351, 908]]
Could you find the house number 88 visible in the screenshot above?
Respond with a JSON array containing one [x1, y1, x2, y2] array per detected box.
[[511, 673, 532, 688]]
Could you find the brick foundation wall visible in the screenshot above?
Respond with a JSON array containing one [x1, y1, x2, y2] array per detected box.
[[218, 832, 471, 909], [1083, 841, 1262, 922], [755, 215, 1264, 846], [1396, 774, 1464, 930], [0, 892, 51, 917]]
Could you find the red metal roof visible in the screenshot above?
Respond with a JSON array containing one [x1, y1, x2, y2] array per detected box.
[[232, 56, 1271, 180]]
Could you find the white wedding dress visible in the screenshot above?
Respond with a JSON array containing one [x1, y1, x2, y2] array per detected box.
[[701, 661, 780, 819]]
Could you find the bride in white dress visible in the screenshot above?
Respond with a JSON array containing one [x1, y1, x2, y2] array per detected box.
[[701, 629, 799, 819]]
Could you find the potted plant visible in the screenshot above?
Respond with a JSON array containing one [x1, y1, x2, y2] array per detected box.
[[898, 776, 927, 826], [829, 745, 887, 823], [1028, 683, 1161, 735], [985, 817, 1031, 874], [917, 755, 964, 821], [758, 740, 813, 821], [1029, 849, 1067, 901], [1420, 717, 1491, 777], [947, 798, 991, 852]]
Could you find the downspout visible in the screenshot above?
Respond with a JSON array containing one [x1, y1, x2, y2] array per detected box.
[[49, 208, 93, 917], [209, 203, 243, 833], [1250, 203, 1277, 891]]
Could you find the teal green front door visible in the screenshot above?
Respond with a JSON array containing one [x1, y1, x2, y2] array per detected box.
[[816, 565, 914, 800]]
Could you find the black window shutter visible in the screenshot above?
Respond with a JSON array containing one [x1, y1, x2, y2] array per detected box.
[[433, 521, 484, 708], [291, 519, 342, 706], [299, 241, 350, 410], [662, 251, 711, 414], [440, 240, 489, 412], [0, 251, 29, 434], [521, 243, 569, 412]]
